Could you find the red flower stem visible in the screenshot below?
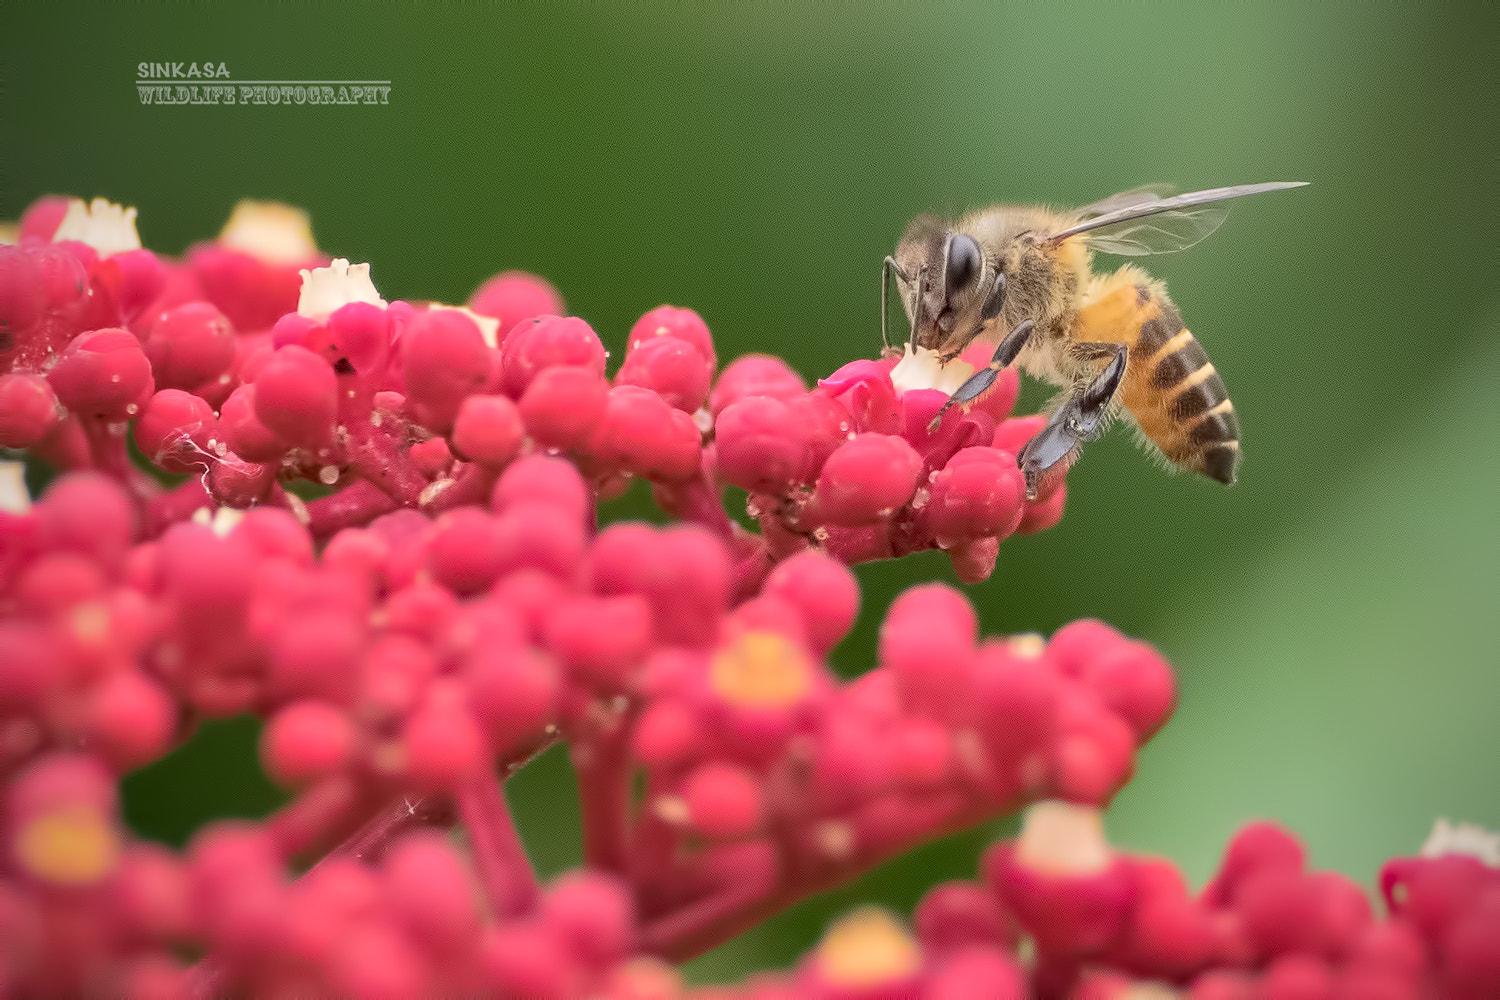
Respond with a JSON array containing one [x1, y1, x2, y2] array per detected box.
[[456, 771, 540, 920], [77, 414, 134, 483], [420, 462, 497, 516], [142, 478, 214, 536], [571, 701, 634, 875], [303, 478, 401, 540], [344, 421, 429, 506], [637, 840, 780, 962], [652, 472, 735, 541], [33, 415, 93, 471]]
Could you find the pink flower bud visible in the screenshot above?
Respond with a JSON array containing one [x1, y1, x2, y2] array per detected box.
[[111, 842, 191, 941], [20, 194, 70, 242], [984, 802, 1135, 957], [812, 433, 923, 526], [5, 753, 121, 888], [402, 683, 486, 790], [382, 832, 482, 952], [1237, 868, 1371, 962], [479, 921, 579, 997], [253, 345, 337, 449], [543, 870, 636, 970], [1017, 479, 1067, 534], [218, 383, 287, 462], [190, 245, 306, 334], [37, 472, 136, 572], [325, 300, 391, 375], [141, 301, 235, 390], [47, 328, 155, 420], [545, 594, 653, 689], [631, 698, 704, 767], [133, 389, 218, 474], [402, 308, 495, 432], [881, 584, 978, 719], [715, 395, 815, 494], [518, 364, 609, 450], [628, 304, 716, 370], [464, 646, 560, 755], [710, 354, 806, 416], [425, 508, 506, 596], [915, 881, 1016, 952], [680, 762, 765, 838], [616, 335, 713, 413], [0, 373, 62, 447], [268, 611, 364, 705], [80, 669, 175, 772], [450, 393, 524, 468], [763, 551, 860, 657], [590, 523, 731, 647], [262, 700, 356, 785], [500, 315, 607, 398], [923, 447, 1026, 544], [491, 453, 591, 524], [924, 946, 1025, 1000], [468, 271, 565, 343], [1204, 821, 1307, 908], [1440, 903, 1500, 1000], [589, 385, 702, 481]]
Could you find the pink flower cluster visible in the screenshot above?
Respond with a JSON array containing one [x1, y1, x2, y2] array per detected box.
[[1, 196, 1495, 998]]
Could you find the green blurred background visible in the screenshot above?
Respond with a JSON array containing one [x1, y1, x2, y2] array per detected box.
[[5, 1, 1496, 981]]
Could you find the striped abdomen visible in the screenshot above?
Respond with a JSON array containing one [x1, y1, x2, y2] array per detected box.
[[1076, 275, 1241, 484]]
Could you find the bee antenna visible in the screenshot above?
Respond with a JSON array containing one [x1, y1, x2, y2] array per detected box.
[[907, 264, 928, 353]]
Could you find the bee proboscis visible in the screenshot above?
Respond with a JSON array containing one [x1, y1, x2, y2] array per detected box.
[[884, 181, 1308, 498]]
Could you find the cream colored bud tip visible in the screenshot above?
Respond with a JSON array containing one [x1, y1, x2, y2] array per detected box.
[[1420, 817, 1500, 866], [0, 461, 32, 514], [298, 257, 388, 320], [889, 343, 975, 396], [52, 197, 142, 258], [1016, 799, 1112, 876], [219, 200, 318, 265], [428, 303, 501, 349]]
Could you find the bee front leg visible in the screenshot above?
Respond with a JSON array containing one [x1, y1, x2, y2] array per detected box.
[[925, 319, 1035, 432], [1016, 344, 1126, 500]]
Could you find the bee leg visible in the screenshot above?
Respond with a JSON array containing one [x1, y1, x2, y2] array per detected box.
[[1017, 344, 1127, 499], [926, 319, 1035, 432]]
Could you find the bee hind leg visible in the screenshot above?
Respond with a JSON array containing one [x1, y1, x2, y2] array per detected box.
[[925, 319, 1035, 432], [1017, 344, 1126, 500]]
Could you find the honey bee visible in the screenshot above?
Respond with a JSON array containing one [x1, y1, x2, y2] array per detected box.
[[884, 182, 1308, 498]]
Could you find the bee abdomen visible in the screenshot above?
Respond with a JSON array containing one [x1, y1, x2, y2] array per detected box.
[[1133, 305, 1241, 484]]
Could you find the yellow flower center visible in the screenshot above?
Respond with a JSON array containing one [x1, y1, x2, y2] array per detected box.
[[15, 805, 120, 886], [710, 630, 812, 708], [815, 907, 921, 986]]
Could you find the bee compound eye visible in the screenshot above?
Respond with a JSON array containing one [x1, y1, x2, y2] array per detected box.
[[945, 234, 980, 296]]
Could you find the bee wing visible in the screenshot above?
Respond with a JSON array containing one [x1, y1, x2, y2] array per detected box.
[[1050, 181, 1308, 256], [1073, 183, 1177, 220]]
